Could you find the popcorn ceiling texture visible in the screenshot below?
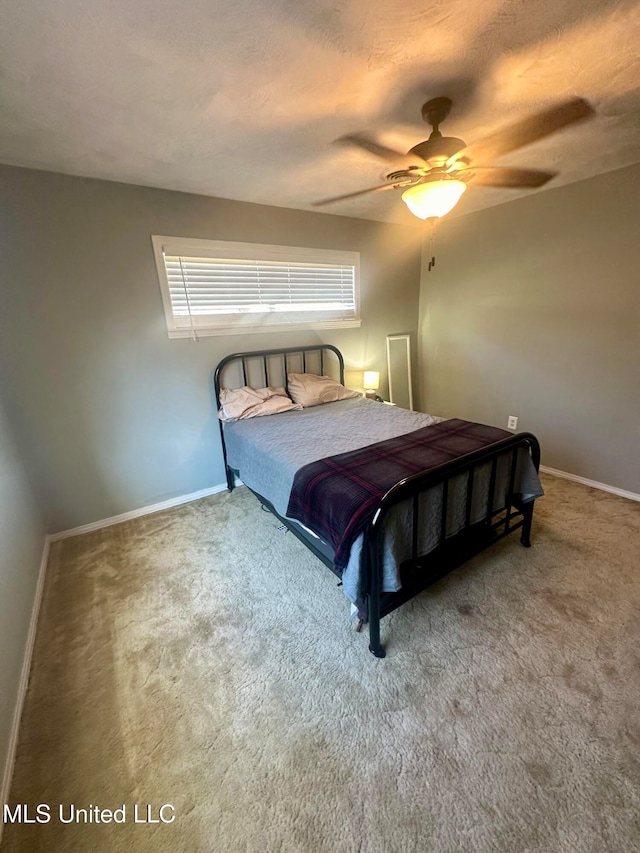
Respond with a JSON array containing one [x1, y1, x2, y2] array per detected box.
[[4, 474, 640, 852], [1, 0, 640, 221]]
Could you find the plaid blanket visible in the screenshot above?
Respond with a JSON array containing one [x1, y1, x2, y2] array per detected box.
[[286, 418, 511, 570]]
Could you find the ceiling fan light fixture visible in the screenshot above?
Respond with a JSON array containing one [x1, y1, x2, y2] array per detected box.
[[401, 179, 466, 219]]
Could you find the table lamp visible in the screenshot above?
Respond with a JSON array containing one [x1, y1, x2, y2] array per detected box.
[[363, 371, 381, 400]]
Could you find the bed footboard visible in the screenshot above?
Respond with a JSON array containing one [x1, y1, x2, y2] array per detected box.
[[364, 433, 541, 658]]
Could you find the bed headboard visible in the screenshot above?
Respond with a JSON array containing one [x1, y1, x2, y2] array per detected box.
[[213, 344, 345, 410]]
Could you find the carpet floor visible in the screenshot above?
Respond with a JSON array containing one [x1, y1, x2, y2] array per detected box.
[[3, 474, 640, 852]]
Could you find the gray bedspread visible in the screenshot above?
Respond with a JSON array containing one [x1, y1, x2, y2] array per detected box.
[[223, 397, 543, 607], [224, 397, 442, 517]]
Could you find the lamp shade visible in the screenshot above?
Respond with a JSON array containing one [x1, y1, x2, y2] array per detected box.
[[401, 179, 466, 220], [363, 370, 380, 390]]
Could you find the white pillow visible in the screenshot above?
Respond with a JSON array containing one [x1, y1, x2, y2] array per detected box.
[[218, 386, 302, 422], [287, 373, 360, 408]]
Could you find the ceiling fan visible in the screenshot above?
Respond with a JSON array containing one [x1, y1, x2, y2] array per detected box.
[[313, 96, 595, 219]]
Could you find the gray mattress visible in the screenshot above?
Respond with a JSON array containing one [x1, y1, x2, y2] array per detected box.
[[223, 397, 543, 606]]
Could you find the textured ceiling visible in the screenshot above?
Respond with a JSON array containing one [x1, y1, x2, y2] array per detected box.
[[1, 0, 640, 223]]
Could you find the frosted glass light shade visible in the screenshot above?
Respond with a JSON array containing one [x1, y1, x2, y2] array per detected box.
[[363, 370, 380, 390], [401, 180, 466, 219]]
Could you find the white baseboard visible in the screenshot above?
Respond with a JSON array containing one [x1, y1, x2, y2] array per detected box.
[[0, 534, 50, 837], [540, 465, 640, 503], [49, 480, 242, 542]]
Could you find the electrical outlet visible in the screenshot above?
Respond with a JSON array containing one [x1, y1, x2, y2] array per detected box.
[[507, 415, 518, 430]]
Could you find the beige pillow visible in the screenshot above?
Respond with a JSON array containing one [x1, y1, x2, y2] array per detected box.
[[218, 386, 302, 422], [287, 373, 360, 407]]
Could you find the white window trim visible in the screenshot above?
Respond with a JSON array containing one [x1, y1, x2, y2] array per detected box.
[[151, 235, 362, 338]]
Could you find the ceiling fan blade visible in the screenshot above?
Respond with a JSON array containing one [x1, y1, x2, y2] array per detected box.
[[463, 166, 558, 188], [336, 132, 429, 168], [312, 182, 406, 207], [447, 97, 595, 167]]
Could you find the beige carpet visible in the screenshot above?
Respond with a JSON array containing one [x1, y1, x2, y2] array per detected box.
[[3, 475, 640, 852]]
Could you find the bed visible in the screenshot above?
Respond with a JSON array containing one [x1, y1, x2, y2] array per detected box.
[[214, 344, 542, 658]]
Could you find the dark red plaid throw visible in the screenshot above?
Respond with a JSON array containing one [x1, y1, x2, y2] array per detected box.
[[286, 418, 510, 570]]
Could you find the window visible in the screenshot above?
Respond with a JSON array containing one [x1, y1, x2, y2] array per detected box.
[[151, 236, 361, 338]]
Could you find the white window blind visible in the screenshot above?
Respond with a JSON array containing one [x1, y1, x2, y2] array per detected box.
[[151, 236, 361, 338]]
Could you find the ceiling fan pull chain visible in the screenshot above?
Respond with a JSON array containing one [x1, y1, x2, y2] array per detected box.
[[427, 218, 437, 272]]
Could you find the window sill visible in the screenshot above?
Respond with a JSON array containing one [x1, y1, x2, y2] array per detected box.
[[167, 318, 362, 339]]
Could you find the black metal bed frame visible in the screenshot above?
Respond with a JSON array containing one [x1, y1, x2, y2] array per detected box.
[[214, 344, 345, 492], [214, 344, 540, 659]]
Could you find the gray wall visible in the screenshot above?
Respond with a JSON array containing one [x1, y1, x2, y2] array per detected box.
[[0, 165, 423, 532], [0, 393, 46, 793], [418, 162, 640, 494]]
